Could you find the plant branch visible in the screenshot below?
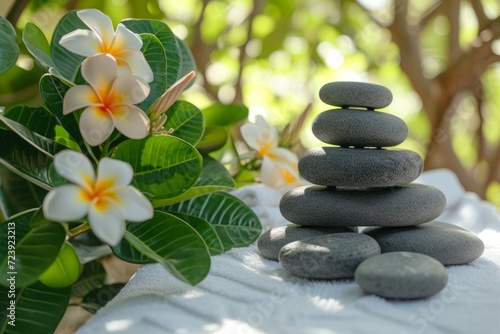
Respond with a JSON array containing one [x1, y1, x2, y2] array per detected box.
[[6, 0, 30, 27], [419, 0, 446, 29], [445, 0, 461, 64], [470, 0, 489, 30], [234, 0, 264, 104]]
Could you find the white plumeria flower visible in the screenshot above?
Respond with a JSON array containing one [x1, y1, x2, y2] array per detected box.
[[241, 115, 305, 192], [63, 53, 151, 146], [43, 150, 153, 246], [60, 9, 153, 83]]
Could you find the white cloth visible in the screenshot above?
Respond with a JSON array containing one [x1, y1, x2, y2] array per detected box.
[[77, 169, 500, 334]]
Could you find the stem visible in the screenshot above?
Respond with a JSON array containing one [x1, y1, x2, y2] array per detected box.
[[68, 222, 91, 238], [83, 140, 99, 164], [6, 0, 30, 27]]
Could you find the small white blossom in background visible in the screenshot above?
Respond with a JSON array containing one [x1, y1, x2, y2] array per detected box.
[[241, 115, 307, 193], [60, 9, 153, 83], [43, 150, 153, 246], [63, 54, 150, 146]]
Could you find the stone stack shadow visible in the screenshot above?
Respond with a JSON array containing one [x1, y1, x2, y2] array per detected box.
[[258, 81, 484, 300]]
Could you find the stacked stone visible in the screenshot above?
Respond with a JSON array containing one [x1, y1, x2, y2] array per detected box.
[[258, 81, 484, 300]]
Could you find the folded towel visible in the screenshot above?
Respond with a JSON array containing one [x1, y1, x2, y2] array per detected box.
[[77, 169, 500, 334]]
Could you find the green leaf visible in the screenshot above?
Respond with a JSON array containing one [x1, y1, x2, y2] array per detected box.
[[167, 212, 223, 256], [202, 103, 249, 127], [54, 125, 81, 151], [0, 16, 19, 75], [196, 125, 228, 153], [164, 100, 204, 146], [0, 131, 54, 190], [167, 192, 261, 251], [137, 33, 167, 111], [0, 281, 71, 333], [71, 260, 106, 298], [121, 19, 181, 88], [152, 154, 234, 207], [50, 11, 87, 82], [0, 167, 47, 218], [4, 104, 57, 139], [39, 74, 85, 148], [22, 22, 56, 69], [113, 136, 202, 199], [80, 283, 125, 315], [112, 211, 211, 285], [0, 115, 65, 157], [0, 209, 66, 287], [175, 36, 196, 88]]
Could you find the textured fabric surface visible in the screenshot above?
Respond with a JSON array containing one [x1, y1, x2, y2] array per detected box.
[[77, 169, 500, 334]]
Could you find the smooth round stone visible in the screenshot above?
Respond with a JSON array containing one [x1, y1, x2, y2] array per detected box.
[[280, 184, 446, 227], [258, 224, 358, 261], [312, 109, 408, 147], [355, 252, 448, 299], [279, 233, 380, 279], [298, 147, 423, 187], [363, 222, 484, 265], [319, 82, 393, 109]]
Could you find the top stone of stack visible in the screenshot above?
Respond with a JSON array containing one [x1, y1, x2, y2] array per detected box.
[[319, 81, 393, 109]]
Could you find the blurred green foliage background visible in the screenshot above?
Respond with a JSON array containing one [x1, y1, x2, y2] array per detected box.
[[2, 0, 500, 204]]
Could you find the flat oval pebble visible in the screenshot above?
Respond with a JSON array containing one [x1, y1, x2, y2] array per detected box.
[[258, 224, 358, 260], [362, 222, 484, 265], [299, 147, 423, 187], [312, 109, 408, 147], [279, 233, 380, 279], [355, 252, 448, 299], [280, 184, 446, 227], [319, 82, 393, 109]]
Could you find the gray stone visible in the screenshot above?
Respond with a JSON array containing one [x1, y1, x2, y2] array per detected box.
[[299, 147, 423, 187], [258, 224, 358, 261], [280, 184, 446, 227], [363, 221, 484, 265], [319, 82, 393, 109], [312, 109, 408, 147], [355, 252, 448, 299], [279, 233, 380, 279]]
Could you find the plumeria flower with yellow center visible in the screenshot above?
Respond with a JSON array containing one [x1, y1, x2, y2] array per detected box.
[[60, 9, 153, 83], [241, 115, 306, 192], [43, 150, 153, 246], [63, 53, 151, 146]]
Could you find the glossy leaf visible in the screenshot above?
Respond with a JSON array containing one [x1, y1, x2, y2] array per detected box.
[[167, 212, 223, 255], [112, 211, 211, 285], [4, 104, 57, 139], [136, 33, 167, 111], [0, 281, 70, 333], [121, 19, 181, 88], [152, 154, 234, 207], [175, 36, 196, 89], [202, 103, 249, 127], [0, 209, 66, 287], [22, 22, 56, 69], [167, 192, 262, 250], [164, 100, 204, 146], [113, 136, 202, 199], [0, 167, 47, 218], [196, 125, 228, 153], [71, 260, 106, 298], [0, 131, 54, 190], [0, 115, 64, 158], [50, 11, 87, 82], [0, 16, 19, 75], [39, 74, 84, 148]]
